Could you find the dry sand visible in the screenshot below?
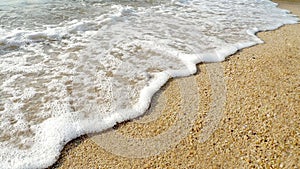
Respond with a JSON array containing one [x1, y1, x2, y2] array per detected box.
[[50, 1, 300, 168]]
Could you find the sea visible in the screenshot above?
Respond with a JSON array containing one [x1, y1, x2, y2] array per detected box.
[[0, 0, 298, 168]]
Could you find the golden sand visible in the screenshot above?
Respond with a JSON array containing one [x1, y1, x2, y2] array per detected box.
[[50, 1, 300, 168]]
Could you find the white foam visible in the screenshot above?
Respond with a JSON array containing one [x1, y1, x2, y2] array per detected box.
[[0, 0, 298, 168]]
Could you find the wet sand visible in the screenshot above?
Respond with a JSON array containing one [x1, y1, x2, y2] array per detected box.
[[50, 1, 300, 168]]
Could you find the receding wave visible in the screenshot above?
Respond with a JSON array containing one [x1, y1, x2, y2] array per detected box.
[[0, 0, 298, 168]]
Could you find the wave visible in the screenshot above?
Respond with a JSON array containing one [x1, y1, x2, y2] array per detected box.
[[0, 0, 298, 168]]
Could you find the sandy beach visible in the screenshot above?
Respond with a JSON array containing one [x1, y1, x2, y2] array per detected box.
[[50, 1, 300, 168]]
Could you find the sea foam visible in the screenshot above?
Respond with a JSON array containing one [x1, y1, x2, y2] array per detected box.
[[0, 0, 298, 168]]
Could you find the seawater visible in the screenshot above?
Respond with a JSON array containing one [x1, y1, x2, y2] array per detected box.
[[0, 0, 298, 168]]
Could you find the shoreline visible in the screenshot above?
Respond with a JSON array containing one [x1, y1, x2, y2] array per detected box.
[[50, 1, 300, 168]]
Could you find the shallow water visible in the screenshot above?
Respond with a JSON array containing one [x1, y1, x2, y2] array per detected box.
[[0, 0, 298, 168]]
